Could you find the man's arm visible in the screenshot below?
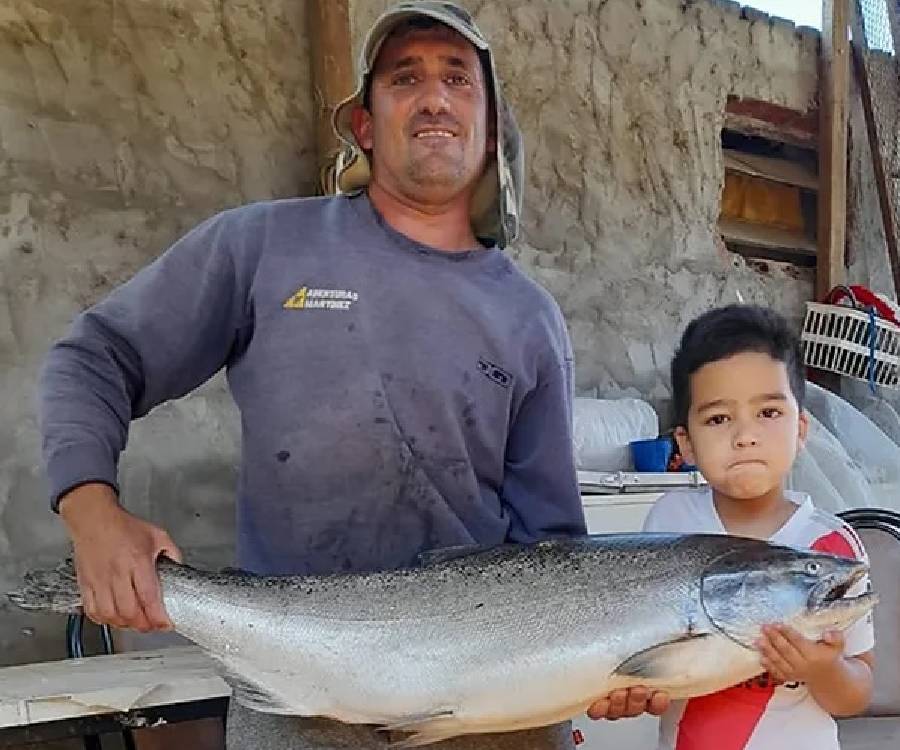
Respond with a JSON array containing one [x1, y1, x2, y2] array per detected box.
[[59, 484, 183, 632], [500, 360, 586, 541], [500, 311, 584, 542], [41, 208, 255, 631]]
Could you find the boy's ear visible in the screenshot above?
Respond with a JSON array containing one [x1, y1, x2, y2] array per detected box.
[[797, 410, 810, 449], [674, 426, 696, 465]]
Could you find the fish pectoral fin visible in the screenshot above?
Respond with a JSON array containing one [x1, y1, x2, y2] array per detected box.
[[377, 710, 457, 748], [614, 634, 714, 680], [210, 658, 291, 714]]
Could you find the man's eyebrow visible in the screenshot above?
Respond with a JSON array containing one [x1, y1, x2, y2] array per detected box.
[[390, 54, 472, 69], [391, 55, 422, 69]]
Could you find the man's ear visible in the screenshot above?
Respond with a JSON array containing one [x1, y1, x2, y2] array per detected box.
[[797, 410, 809, 450], [350, 105, 374, 151], [674, 426, 696, 466]]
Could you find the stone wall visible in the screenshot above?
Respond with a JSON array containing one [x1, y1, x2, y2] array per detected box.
[[0, 0, 315, 667]]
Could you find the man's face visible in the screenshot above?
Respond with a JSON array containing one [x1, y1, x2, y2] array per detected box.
[[351, 25, 494, 204], [676, 352, 809, 501]]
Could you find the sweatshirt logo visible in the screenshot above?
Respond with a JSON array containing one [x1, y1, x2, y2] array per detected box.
[[283, 286, 359, 312]]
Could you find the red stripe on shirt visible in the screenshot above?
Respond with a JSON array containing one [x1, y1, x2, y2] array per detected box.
[[811, 530, 856, 559], [843, 524, 865, 559], [675, 683, 776, 750]]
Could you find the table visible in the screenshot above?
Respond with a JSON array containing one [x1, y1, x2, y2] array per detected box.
[[0, 647, 229, 747]]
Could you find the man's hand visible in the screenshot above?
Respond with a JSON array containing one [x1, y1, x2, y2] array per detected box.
[[59, 483, 182, 633], [587, 687, 670, 721], [755, 624, 844, 684]]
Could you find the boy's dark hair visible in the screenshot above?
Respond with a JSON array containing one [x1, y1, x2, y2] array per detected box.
[[671, 304, 806, 428]]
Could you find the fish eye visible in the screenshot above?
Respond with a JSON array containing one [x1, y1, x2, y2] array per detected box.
[[805, 561, 822, 575]]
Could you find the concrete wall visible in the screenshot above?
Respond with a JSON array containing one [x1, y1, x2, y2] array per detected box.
[[847, 51, 897, 300], [0, 0, 315, 667], [843, 50, 900, 431], [353, 0, 819, 409], [0, 0, 848, 668]]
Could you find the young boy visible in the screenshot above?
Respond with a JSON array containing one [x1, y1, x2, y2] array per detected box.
[[643, 305, 875, 750]]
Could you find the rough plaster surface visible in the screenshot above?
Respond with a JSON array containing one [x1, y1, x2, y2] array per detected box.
[[844, 51, 900, 426], [0, 0, 314, 667], [847, 51, 896, 299], [353, 0, 818, 409], [3, 0, 881, 670]]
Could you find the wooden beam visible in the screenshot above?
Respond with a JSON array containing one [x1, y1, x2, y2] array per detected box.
[[851, 2, 900, 297], [719, 217, 818, 256], [724, 97, 819, 150], [817, 0, 851, 300], [307, 0, 354, 187], [723, 149, 819, 191]]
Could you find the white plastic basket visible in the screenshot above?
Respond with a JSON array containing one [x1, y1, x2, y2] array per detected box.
[[801, 301, 900, 389]]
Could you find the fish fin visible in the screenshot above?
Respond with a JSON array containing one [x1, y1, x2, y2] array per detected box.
[[212, 660, 291, 714], [377, 711, 457, 747], [7, 559, 82, 614], [416, 544, 515, 566], [614, 634, 713, 679]]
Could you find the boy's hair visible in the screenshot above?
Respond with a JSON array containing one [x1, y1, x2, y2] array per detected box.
[[671, 304, 806, 428]]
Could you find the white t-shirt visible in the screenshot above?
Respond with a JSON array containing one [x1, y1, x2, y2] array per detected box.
[[642, 489, 875, 750]]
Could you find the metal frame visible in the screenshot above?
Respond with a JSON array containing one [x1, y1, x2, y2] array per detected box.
[[64, 615, 133, 750], [0, 697, 228, 749], [837, 507, 900, 541]]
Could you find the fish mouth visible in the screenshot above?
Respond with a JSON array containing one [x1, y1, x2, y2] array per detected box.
[[807, 566, 868, 609]]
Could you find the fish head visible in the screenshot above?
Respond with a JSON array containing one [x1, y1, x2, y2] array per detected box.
[[700, 541, 878, 648]]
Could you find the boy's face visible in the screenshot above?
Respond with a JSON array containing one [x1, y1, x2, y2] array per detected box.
[[676, 352, 808, 501]]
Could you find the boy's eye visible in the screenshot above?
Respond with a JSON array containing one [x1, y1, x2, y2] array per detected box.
[[760, 408, 783, 419], [705, 414, 729, 426]]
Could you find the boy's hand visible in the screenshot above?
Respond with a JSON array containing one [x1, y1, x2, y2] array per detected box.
[[755, 624, 844, 684], [587, 687, 670, 721]]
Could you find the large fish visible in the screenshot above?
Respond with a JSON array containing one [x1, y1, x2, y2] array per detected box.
[[9, 534, 877, 747]]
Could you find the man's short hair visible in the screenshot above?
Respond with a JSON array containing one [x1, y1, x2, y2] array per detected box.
[[671, 305, 806, 428]]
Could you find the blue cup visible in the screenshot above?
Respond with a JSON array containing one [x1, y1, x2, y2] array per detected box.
[[630, 437, 673, 473]]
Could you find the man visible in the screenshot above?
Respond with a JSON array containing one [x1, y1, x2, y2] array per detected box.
[[39, 3, 666, 748]]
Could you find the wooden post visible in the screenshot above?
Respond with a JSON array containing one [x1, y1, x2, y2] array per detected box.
[[817, 0, 851, 301], [307, 0, 355, 185], [850, 1, 900, 298]]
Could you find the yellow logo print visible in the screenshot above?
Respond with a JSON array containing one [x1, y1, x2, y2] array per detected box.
[[283, 286, 308, 309], [283, 285, 358, 311]]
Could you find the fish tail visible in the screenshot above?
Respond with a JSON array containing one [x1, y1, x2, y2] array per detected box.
[[7, 559, 83, 614]]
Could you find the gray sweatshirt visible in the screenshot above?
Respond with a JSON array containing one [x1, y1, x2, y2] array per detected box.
[[40, 193, 586, 576], [40, 193, 586, 749]]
